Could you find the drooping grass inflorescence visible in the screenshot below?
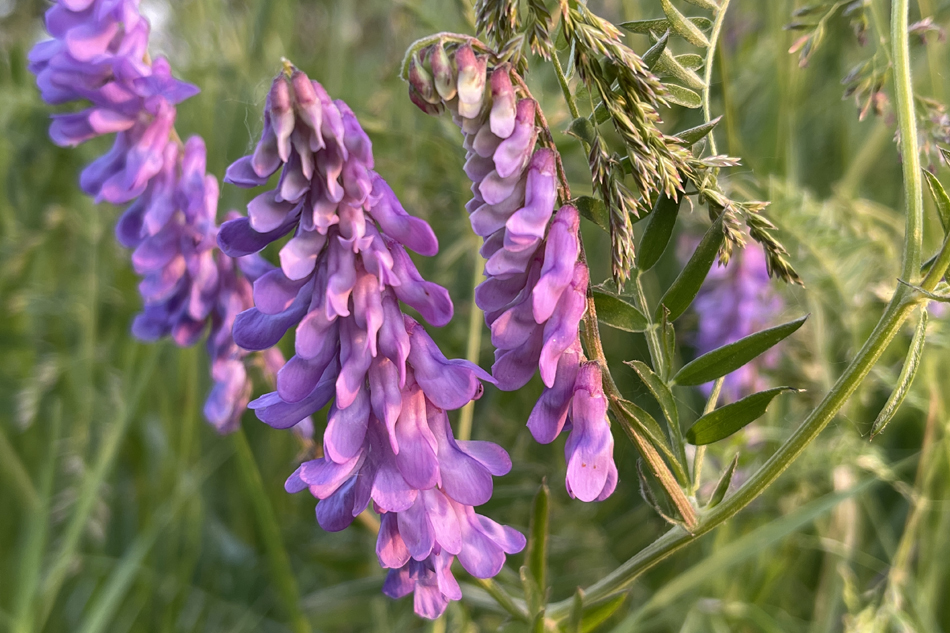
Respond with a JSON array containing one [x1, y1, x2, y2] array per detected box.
[[27, 0, 294, 434], [221, 65, 525, 619]]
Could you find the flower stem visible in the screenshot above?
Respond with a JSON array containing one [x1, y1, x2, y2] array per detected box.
[[546, 0, 932, 618], [458, 236, 485, 442], [232, 430, 311, 633]]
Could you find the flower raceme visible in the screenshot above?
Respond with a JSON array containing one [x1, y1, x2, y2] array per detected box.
[[28, 0, 277, 434], [221, 67, 525, 619], [407, 41, 617, 502]]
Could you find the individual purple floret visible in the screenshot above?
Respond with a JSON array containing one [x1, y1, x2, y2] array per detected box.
[[28, 0, 286, 434], [692, 241, 784, 403], [223, 66, 525, 618], [407, 42, 618, 501]]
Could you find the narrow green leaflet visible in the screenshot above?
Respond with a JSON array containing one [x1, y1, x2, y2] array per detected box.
[[674, 116, 722, 145], [707, 453, 739, 508], [619, 16, 712, 35], [871, 309, 928, 438], [922, 169, 950, 234], [676, 53, 704, 69], [655, 214, 724, 321], [654, 48, 705, 90], [575, 195, 609, 232], [625, 360, 679, 430], [672, 315, 808, 386], [616, 399, 679, 468], [686, 387, 796, 445], [680, 0, 720, 10], [660, 0, 710, 47], [642, 30, 670, 68], [568, 116, 597, 146], [637, 195, 681, 271], [663, 84, 703, 108], [593, 290, 649, 332]]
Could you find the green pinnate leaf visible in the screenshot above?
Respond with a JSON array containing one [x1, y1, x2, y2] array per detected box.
[[593, 291, 649, 332], [686, 387, 797, 445], [673, 316, 808, 386], [638, 195, 682, 271], [655, 214, 724, 321]]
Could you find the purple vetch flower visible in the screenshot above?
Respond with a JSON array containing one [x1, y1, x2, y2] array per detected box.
[[29, 0, 290, 435], [691, 239, 784, 403], [408, 50, 618, 501], [225, 66, 523, 619]]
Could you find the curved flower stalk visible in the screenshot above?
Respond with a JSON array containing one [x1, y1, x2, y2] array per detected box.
[[221, 65, 525, 619], [691, 238, 784, 403], [406, 42, 617, 502], [27, 0, 286, 434]]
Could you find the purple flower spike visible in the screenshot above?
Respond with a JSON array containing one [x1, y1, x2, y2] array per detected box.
[[406, 47, 619, 503], [30, 1, 295, 435], [226, 66, 522, 619]]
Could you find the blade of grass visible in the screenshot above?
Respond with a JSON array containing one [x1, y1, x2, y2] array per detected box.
[[0, 426, 38, 513], [12, 401, 61, 633], [75, 444, 233, 633], [232, 429, 311, 633], [37, 346, 160, 630]]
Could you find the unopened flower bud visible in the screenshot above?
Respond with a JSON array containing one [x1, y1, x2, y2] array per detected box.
[[490, 67, 516, 139], [454, 44, 486, 119], [408, 51, 439, 105], [268, 75, 295, 163], [408, 85, 444, 115], [430, 40, 456, 101]]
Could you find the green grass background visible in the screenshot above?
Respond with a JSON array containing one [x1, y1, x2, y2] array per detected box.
[[2, 0, 950, 631]]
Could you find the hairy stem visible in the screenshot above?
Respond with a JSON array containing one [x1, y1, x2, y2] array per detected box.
[[892, 0, 924, 280], [546, 0, 930, 617]]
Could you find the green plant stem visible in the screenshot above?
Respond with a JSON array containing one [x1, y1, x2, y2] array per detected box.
[[892, 0, 924, 280], [474, 578, 530, 622], [691, 377, 724, 496], [457, 236, 484, 442], [702, 0, 731, 156], [232, 430, 311, 633], [545, 0, 932, 618]]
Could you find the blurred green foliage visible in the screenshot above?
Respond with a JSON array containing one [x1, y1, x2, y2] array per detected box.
[[2, 0, 950, 631]]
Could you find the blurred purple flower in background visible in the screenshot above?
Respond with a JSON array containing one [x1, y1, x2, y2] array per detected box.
[[408, 43, 617, 503], [223, 67, 524, 618], [691, 239, 785, 403], [28, 0, 286, 434]]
